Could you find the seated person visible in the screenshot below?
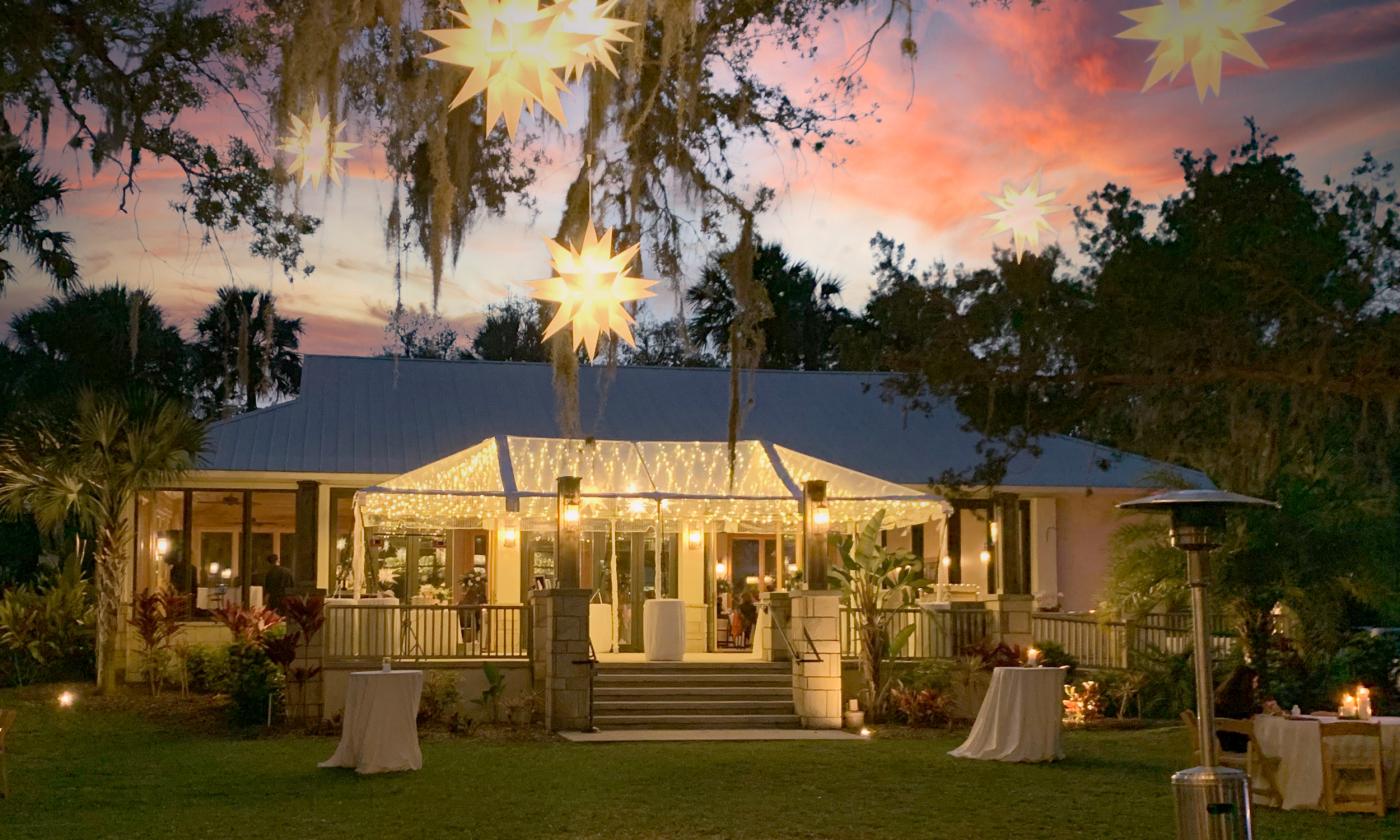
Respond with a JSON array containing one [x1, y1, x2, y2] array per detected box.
[[1214, 664, 1259, 753]]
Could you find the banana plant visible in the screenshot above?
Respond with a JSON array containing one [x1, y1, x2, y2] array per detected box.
[[829, 509, 930, 722]]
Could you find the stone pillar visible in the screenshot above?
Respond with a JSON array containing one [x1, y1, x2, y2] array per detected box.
[[985, 593, 1035, 649], [789, 590, 842, 729], [529, 588, 592, 731], [756, 591, 791, 662]]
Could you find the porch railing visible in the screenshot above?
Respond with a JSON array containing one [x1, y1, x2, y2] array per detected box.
[[1032, 611, 1241, 670], [324, 603, 530, 663], [840, 607, 993, 660]]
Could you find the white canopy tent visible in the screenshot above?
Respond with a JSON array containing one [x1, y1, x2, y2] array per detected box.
[[350, 435, 949, 597]]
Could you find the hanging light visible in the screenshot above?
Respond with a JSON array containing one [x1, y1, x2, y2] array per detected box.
[[1117, 0, 1291, 100], [528, 221, 658, 357], [277, 103, 359, 187], [983, 173, 1063, 262]]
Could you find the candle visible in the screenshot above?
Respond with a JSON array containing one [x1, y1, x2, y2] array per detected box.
[[1357, 686, 1372, 721], [1026, 647, 1042, 667], [1341, 693, 1357, 719]]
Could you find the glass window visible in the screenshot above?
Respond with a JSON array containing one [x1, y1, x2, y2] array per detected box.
[[328, 489, 356, 595], [522, 530, 556, 599], [191, 491, 244, 586], [136, 490, 190, 597], [250, 491, 298, 600]]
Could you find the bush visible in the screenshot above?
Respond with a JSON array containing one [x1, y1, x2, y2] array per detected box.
[[419, 670, 462, 727], [0, 550, 96, 686], [1035, 641, 1079, 681], [184, 645, 231, 693], [889, 685, 956, 727], [225, 640, 285, 726]]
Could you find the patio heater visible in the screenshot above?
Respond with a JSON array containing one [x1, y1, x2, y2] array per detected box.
[[1117, 489, 1278, 840]]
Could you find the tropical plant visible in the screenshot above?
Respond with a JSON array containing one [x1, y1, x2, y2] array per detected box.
[[127, 588, 188, 695], [0, 396, 204, 693], [281, 595, 326, 724], [0, 544, 96, 686], [183, 645, 231, 694], [1034, 640, 1079, 681], [418, 670, 462, 728], [474, 661, 507, 723], [0, 132, 77, 292], [191, 287, 304, 417], [209, 604, 284, 644], [889, 684, 956, 728], [829, 510, 930, 722]]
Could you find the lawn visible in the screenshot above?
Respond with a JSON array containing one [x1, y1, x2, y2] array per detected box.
[[1, 685, 1394, 840]]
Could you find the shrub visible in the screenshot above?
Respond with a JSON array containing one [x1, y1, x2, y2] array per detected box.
[[225, 639, 285, 726], [127, 588, 186, 695], [889, 685, 956, 727], [1035, 641, 1079, 681], [0, 549, 96, 686], [184, 644, 231, 693], [419, 670, 462, 727], [961, 638, 1024, 671]]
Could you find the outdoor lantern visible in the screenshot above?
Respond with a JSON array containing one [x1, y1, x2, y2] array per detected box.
[[1118, 489, 1278, 840], [811, 504, 830, 529], [556, 475, 583, 588], [802, 479, 831, 589], [501, 525, 519, 547], [155, 536, 171, 557]]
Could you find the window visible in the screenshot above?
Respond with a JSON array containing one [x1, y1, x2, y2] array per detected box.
[[328, 488, 357, 595]]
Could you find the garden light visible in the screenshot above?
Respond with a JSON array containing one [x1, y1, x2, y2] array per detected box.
[[811, 504, 830, 529], [58, 690, 75, 708]]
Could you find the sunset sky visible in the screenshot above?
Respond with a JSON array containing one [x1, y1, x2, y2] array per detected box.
[[5, 0, 1400, 355]]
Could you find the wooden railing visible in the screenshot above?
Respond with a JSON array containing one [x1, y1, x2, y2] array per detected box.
[[1032, 611, 1241, 670], [840, 607, 993, 660], [324, 603, 530, 663]]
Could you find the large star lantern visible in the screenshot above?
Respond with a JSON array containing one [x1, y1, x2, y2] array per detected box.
[[983, 174, 1063, 262], [277, 104, 359, 188], [1118, 0, 1292, 100], [424, 0, 635, 138], [528, 222, 658, 356]]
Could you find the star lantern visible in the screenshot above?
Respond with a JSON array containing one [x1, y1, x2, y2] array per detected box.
[[423, 0, 634, 138], [527, 221, 658, 357], [983, 174, 1063, 262], [557, 0, 639, 82], [1118, 0, 1292, 100], [277, 104, 360, 188]]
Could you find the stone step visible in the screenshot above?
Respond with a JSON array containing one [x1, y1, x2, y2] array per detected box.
[[594, 672, 791, 687], [594, 685, 792, 700], [594, 662, 789, 674], [594, 699, 796, 715], [593, 713, 802, 730]]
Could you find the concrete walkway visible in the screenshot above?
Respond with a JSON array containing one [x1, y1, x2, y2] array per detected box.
[[559, 729, 865, 743]]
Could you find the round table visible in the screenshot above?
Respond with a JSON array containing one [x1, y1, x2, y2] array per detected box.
[[1251, 714, 1400, 810], [643, 598, 686, 661], [950, 666, 1068, 762], [319, 670, 424, 774]]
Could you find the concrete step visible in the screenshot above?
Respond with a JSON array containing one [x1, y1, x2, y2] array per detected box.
[[593, 713, 802, 730], [594, 685, 792, 700], [594, 672, 791, 687], [594, 662, 789, 675], [594, 699, 796, 715]]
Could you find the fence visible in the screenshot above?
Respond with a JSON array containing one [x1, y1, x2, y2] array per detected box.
[[324, 603, 530, 663], [840, 607, 994, 660], [1033, 611, 1241, 670]]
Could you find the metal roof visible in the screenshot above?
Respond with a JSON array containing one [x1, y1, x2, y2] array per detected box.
[[201, 355, 1214, 490]]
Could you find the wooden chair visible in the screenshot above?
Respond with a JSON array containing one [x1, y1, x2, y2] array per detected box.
[[1319, 721, 1387, 817], [0, 708, 15, 799], [1215, 717, 1284, 807], [1180, 711, 1283, 807]]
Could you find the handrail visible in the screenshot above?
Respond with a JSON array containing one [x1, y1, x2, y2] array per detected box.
[[761, 602, 821, 664]]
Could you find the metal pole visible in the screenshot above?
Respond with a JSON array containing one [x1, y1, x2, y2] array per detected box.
[[1187, 548, 1216, 768]]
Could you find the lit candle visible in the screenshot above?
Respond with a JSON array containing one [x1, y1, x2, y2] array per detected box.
[[1026, 647, 1042, 667], [1341, 693, 1357, 719], [1357, 686, 1371, 720]]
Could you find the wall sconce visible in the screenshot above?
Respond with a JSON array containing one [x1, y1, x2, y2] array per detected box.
[[979, 548, 992, 564], [501, 525, 518, 547], [687, 529, 702, 549], [941, 555, 952, 568], [155, 536, 171, 557], [715, 560, 728, 576]]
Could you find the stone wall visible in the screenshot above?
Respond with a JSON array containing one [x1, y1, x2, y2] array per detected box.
[[788, 590, 842, 729], [529, 588, 592, 731]]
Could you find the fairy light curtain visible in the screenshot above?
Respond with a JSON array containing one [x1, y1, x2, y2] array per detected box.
[[353, 434, 949, 550]]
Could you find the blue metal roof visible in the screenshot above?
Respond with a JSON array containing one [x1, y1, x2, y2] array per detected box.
[[201, 355, 1214, 490]]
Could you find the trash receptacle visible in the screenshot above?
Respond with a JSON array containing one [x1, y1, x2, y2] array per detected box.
[[1172, 766, 1252, 840]]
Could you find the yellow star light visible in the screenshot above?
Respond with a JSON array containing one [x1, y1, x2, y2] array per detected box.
[[277, 104, 359, 188], [527, 221, 658, 357], [983, 174, 1063, 262], [423, 0, 592, 138], [1118, 0, 1292, 100], [556, 0, 638, 82]]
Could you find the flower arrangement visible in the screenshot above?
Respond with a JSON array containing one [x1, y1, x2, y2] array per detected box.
[[1063, 680, 1102, 726]]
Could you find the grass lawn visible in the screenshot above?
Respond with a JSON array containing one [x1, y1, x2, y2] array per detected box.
[[1, 685, 1395, 839]]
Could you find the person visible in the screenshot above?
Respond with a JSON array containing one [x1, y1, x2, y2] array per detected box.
[[261, 553, 294, 612], [166, 547, 197, 598], [1214, 664, 1259, 754], [738, 592, 758, 648]]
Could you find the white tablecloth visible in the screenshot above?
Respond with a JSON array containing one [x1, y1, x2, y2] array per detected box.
[[324, 597, 399, 657], [1252, 714, 1400, 810], [196, 586, 263, 610], [950, 666, 1067, 762], [643, 599, 686, 661], [319, 670, 424, 774]]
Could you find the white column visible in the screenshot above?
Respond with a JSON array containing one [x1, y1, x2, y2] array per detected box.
[[679, 519, 707, 652], [494, 519, 522, 605], [1030, 498, 1058, 609]]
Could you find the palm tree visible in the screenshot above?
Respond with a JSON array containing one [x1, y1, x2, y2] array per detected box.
[[0, 391, 206, 693], [191, 287, 304, 417], [0, 132, 78, 293], [686, 242, 853, 370]]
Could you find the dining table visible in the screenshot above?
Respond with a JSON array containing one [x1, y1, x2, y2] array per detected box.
[[1251, 713, 1400, 810]]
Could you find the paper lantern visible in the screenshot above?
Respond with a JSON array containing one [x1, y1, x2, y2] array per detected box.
[[277, 104, 359, 187], [527, 221, 657, 357], [1118, 0, 1291, 100], [983, 174, 1062, 262]]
